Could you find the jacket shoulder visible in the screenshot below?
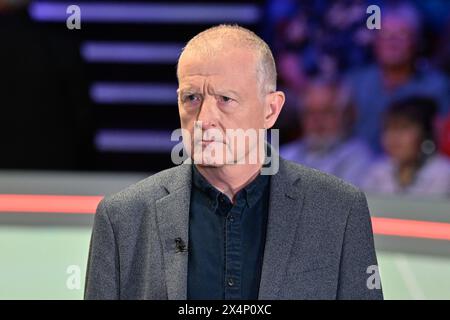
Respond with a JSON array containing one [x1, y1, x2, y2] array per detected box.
[[281, 159, 369, 231], [97, 164, 189, 221], [282, 159, 363, 202]]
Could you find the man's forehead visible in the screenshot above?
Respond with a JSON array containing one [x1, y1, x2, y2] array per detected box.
[[178, 59, 222, 78], [179, 63, 257, 94], [178, 47, 257, 76], [177, 75, 243, 97]]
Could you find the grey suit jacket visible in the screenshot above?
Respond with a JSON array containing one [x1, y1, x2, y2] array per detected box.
[[85, 158, 383, 300]]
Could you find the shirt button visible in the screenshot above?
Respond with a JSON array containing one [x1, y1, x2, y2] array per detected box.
[[227, 278, 234, 287], [228, 215, 235, 222]]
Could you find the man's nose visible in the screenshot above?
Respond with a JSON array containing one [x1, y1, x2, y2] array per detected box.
[[197, 96, 218, 129]]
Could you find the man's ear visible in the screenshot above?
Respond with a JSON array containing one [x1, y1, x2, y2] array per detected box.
[[264, 91, 285, 129]]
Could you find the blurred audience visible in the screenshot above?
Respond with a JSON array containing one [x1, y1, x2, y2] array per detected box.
[[346, 2, 449, 152], [363, 97, 450, 197], [272, 0, 372, 143], [271, 1, 449, 143], [273, 0, 371, 81], [280, 80, 372, 187]]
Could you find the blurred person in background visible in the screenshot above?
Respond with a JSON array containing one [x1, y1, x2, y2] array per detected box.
[[438, 113, 450, 158], [347, 1, 450, 153], [0, 0, 94, 170], [280, 79, 372, 187], [275, 50, 308, 143], [272, 0, 371, 144], [272, 0, 370, 81], [363, 96, 450, 197], [434, 19, 450, 78]]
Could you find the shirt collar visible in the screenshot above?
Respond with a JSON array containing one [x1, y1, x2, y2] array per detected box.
[[192, 165, 270, 208]]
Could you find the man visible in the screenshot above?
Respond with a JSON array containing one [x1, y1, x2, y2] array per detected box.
[[85, 25, 383, 300], [281, 79, 373, 187]]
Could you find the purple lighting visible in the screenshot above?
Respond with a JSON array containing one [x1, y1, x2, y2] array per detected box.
[[91, 83, 177, 105], [30, 2, 261, 24], [81, 42, 183, 64], [96, 130, 178, 153]]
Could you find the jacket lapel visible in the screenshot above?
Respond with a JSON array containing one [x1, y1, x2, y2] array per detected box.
[[155, 164, 192, 300], [258, 158, 306, 299]]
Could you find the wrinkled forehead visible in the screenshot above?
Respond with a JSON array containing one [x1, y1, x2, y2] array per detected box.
[[177, 46, 258, 84]]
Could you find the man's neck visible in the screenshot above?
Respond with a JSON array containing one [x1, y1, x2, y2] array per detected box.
[[195, 163, 263, 203]]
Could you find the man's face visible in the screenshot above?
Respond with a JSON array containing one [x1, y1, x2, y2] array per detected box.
[[177, 47, 268, 166], [375, 16, 416, 68], [382, 118, 422, 165], [301, 86, 343, 150]]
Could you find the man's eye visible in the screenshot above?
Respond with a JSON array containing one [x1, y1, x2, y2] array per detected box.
[[219, 96, 232, 103], [183, 94, 201, 103]]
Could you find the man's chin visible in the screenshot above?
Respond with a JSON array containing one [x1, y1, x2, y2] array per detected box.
[[192, 154, 226, 167]]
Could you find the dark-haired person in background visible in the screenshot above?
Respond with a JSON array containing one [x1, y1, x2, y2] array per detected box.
[[363, 97, 450, 197]]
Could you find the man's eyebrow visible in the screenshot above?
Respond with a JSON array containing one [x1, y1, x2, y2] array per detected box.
[[178, 87, 241, 99], [228, 90, 241, 97], [215, 89, 241, 99], [178, 87, 200, 94]]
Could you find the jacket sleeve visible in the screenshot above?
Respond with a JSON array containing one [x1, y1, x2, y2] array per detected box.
[[84, 198, 120, 299], [337, 190, 384, 300]]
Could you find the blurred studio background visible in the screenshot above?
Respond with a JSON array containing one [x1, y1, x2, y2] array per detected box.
[[0, 0, 449, 299]]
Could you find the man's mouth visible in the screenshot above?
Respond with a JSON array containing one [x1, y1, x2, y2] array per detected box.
[[200, 139, 223, 145]]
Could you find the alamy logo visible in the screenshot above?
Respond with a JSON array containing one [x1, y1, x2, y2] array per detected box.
[[66, 265, 81, 290], [66, 5, 81, 30], [366, 265, 382, 290], [366, 5, 381, 30], [170, 124, 280, 175]]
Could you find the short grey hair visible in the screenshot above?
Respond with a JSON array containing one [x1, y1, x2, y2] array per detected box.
[[177, 24, 277, 95]]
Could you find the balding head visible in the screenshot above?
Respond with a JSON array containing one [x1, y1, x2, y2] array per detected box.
[[177, 24, 277, 95]]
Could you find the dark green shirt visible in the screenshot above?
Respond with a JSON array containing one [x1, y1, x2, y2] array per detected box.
[[187, 165, 270, 300]]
